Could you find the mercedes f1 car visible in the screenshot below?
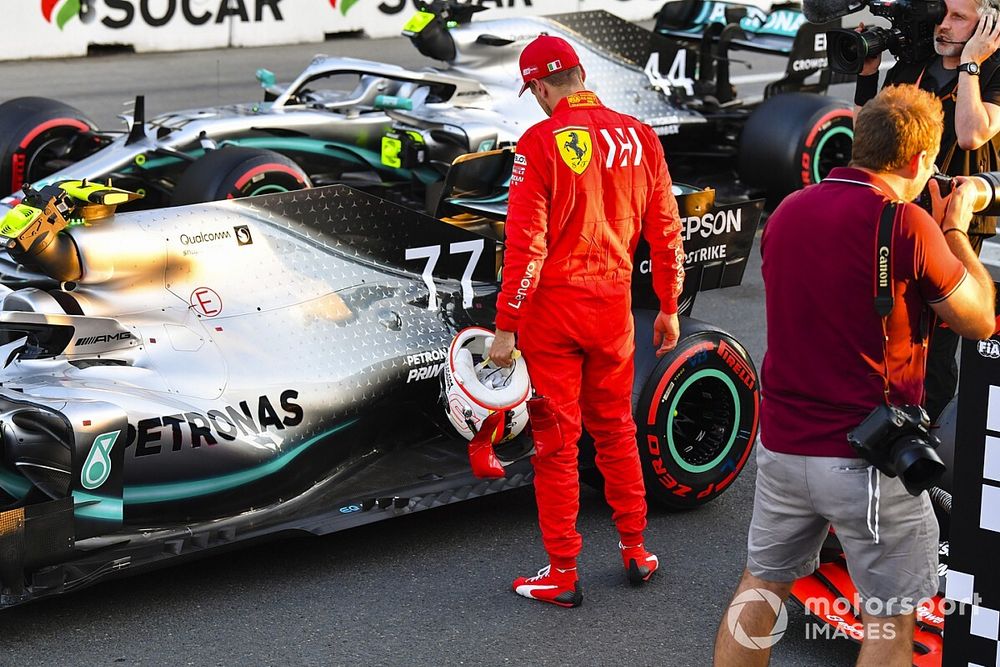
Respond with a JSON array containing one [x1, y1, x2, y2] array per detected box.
[[0, 0, 851, 220], [0, 145, 763, 608]]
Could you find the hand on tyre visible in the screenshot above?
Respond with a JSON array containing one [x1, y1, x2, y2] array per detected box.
[[653, 311, 679, 358]]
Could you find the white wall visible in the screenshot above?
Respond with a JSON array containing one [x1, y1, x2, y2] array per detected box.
[[9, 0, 667, 61]]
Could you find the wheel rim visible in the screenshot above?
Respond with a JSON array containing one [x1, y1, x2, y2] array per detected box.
[[22, 131, 81, 185], [245, 183, 292, 196], [811, 125, 853, 185], [665, 369, 740, 473]]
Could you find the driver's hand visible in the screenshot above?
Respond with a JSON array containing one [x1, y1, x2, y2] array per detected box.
[[488, 329, 517, 368], [653, 311, 680, 358], [941, 177, 977, 235], [857, 23, 883, 76]]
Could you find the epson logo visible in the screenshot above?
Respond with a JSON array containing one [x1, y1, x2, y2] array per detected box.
[[76, 332, 133, 346], [180, 230, 231, 245], [681, 209, 742, 241], [878, 246, 890, 289]]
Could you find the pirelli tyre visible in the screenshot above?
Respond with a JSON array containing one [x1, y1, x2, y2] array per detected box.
[[738, 92, 853, 205], [633, 314, 759, 510], [172, 146, 311, 205], [0, 97, 98, 194]]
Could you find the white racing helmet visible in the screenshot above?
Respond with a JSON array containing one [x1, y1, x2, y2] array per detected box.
[[443, 326, 531, 444]]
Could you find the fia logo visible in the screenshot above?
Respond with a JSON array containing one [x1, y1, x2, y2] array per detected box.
[[233, 225, 253, 246], [979, 339, 1000, 359]]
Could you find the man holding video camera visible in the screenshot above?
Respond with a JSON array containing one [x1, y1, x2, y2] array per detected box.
[[855, 0, 1000, 420], [713, 85, 994, 666]]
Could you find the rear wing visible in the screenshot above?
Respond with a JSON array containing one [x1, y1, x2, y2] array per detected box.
[[632, 191, 764, 315], [651, 1, 845, 95]]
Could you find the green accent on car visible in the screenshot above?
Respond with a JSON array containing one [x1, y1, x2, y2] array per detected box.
[[56, 0, 80, 30], [246, 184, 291, 196], [0, 204, 42, 238], [812, 126, 853, 185], [81, 430, 120, 490], [0, 469, 31, 499], [341, 0, 361, 16], [134, 154, 147, 166], [124, 418, 359, 504], [73, 491, 124, 522], [256, 68, 277, 89], [666, 369, 740, 474], [402, 10, 435, 34]]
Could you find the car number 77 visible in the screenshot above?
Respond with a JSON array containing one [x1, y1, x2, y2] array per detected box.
[[405, 239, 485, 311]]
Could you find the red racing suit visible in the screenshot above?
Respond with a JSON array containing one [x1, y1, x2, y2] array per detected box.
[[495, 91, 684, 569]]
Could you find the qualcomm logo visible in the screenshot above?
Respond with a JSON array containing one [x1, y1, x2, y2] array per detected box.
[[727, 588, 789, 650], [42, 0, 81, 30]]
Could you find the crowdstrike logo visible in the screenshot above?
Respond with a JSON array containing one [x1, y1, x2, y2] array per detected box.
[[42, 0, 81, 30], [727, 588, 789, 650]]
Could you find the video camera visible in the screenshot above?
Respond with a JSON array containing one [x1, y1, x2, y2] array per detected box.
[[804, 0, 946, 74]]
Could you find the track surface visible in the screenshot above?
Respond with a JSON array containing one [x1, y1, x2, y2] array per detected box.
[[0, 27, 958, 667]]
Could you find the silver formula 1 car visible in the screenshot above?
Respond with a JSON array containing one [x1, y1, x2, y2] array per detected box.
[[0, 145, 763, 608], [0, 0, 851, 220]]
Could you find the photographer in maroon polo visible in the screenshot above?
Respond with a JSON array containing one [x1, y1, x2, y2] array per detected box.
[[713, 85, 994, 666]]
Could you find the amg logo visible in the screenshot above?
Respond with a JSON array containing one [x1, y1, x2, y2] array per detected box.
[[878, 246, 890, 288], [76, 332, 133, 346]]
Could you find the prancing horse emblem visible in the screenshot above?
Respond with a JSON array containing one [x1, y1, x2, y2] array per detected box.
[[555, 128, 592, 175]]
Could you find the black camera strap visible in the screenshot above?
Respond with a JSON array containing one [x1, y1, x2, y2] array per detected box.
[[874, 202, 897, 402], [874, 202, 896, 318], [873, 201, 932, 403]]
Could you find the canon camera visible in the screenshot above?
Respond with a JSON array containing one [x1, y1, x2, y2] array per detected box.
[[922, 170, 1000, 216], [847, 403, 945, 495], [826, 0, 946, 74]]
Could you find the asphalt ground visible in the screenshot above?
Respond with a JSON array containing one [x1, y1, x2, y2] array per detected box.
[[0, 23, 981, 667]]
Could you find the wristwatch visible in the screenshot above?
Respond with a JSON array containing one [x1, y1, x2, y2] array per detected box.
[[958, 61, 981, 75]]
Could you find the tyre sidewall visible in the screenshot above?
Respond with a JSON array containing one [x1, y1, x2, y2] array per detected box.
[[636, 329, 759, 509], [0, 98, 95, 193]]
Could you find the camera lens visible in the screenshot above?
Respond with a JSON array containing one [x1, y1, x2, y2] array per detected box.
[[968, 171, 1000, 216], [827, 27, 892, 74], [892, 435, 946, 495]]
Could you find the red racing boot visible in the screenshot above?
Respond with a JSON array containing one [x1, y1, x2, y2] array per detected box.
[[620, 541, 659, 586], [512, 565, 582, 608]]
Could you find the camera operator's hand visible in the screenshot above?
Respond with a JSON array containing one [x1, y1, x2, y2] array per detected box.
[[941, 177, 977, 234], [856, 23, 882, 76], [927, 177, 949, 223], [962, 12, 1000, 66]]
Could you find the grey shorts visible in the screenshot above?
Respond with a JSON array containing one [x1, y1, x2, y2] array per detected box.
[[747, 444, 939, 617]]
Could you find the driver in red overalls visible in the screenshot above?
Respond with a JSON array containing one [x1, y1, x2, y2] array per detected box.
[[488, 35, 686, 608]]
